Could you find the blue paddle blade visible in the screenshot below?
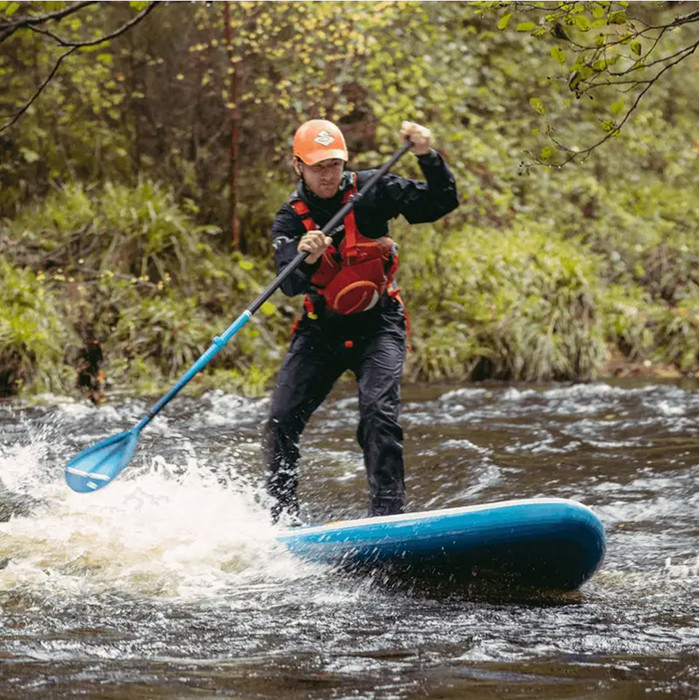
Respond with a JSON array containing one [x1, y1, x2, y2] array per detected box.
[[65, 429, 141, 493]]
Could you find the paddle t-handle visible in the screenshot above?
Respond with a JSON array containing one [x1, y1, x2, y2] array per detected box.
[[65, 138, 413, 493]]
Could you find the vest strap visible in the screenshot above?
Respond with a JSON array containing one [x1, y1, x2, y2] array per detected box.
[[287, 174, 400, 317]]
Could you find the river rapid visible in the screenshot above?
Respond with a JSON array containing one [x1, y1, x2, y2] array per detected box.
[[0, 379, 697, 699]]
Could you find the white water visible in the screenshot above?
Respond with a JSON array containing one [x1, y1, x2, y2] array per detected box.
[[0, 408, 311, 604], [0, 380, 698, 699]]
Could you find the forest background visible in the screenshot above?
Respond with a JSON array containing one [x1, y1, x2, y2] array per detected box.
[[1, 0, 698, 402]]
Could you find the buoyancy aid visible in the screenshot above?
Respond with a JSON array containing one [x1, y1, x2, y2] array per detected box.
[[290, 173, 399, 316]]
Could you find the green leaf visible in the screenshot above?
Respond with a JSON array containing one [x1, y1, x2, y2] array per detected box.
[[516, 21, 537, 32], [610, 99, 625, 116], [550, 46, 566, 64], [5, 1, 19, 16], [20, 147, 40, 163], [239, 259, 254, 270], [497, 12, 512, 30], [608, 10, 627, 24], [529, 97, 546, 115], [260, 301, 276, 316], [97, 53, 113, 66], [574, 15, 591, 31], [540, 146, 557, 161], [600, 119, 619, 134], [592, 4, 606, 18], [630, 41, 642, 56]]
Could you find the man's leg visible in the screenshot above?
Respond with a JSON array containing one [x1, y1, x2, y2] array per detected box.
[[263, 328, 343, 522], [355, 306, 407, 516]]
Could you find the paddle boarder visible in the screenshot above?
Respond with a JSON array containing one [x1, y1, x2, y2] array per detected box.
[[264, 119, 458, 523]]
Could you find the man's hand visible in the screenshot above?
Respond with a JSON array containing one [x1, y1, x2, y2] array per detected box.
[[298, 229, 332, 264], [401, 121, 432, 156]]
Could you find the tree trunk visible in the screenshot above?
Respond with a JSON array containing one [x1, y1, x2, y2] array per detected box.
[[223, 1, 242, 251]]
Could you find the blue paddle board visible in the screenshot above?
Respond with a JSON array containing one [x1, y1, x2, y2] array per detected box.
[[278, 498, 605, 594]]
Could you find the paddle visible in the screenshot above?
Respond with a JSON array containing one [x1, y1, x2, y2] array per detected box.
[[65, 139, 413, 493]]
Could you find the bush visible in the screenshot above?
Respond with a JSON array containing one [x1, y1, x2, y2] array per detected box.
[[7, 178, 221, 287], [0, 257, 74, 395], [2, 180, 292, 398], [648, 303, 699, 372], [402, 222, 606, 381], [2, 169, 697, 399]]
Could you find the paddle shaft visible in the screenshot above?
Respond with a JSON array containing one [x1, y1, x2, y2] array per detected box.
[[138, 140, 413, 430]]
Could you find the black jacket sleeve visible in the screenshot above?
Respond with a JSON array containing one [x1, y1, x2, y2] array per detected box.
[[269, 149, 458, 298], [270, 203, 320, 297], [369, 149, 459, 225]]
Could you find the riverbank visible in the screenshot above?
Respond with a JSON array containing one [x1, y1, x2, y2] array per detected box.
[[1, 179, 697, 402]]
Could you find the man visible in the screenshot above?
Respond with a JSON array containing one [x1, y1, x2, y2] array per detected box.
[[263, 118, 458, 524]]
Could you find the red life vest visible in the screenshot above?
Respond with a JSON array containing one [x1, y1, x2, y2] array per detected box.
[[290, 173, 399, 315]]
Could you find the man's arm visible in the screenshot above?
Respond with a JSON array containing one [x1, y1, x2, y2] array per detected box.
[[270, 204, 321, 297], [373, 148, 459, 224]]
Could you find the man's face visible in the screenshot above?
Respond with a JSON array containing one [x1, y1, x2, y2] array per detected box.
[[299, 158, 344, 199]]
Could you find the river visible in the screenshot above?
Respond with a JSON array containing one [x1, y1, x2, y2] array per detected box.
[[1, 379, 697, 698]]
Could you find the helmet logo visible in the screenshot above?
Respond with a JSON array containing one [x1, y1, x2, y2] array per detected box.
[[314, 130, 335, 147]]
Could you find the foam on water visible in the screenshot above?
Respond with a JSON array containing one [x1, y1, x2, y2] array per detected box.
[[189, 390, 268, 429], [438, 387, 490, 402], [438, 439, 489, 454], [664, 555, 699, 579], [0, 419, 314, 604]]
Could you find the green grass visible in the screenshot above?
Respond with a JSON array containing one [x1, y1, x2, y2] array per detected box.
[[1, 178, 697, 400]]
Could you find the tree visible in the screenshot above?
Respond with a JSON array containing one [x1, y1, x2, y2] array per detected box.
[[487, 0, 699, 166], [0, 1, 158, 132]]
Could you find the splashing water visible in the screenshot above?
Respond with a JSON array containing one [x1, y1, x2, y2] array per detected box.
[[0, 401, 312, 606], [0, 379, 697, 698]]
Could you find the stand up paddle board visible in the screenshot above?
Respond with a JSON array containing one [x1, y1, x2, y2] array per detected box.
[[278, 498, 605, 594]]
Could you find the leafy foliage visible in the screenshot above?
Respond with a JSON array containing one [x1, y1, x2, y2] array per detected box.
[[0, 256, 73, 395], [0, 1, 697, 398], [485, 1, 699, 165], [402, 223, 606, 382], [2, 180, 288, 396]]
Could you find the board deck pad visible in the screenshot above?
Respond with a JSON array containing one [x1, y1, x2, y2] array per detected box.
[[278, 498, 606, 594]]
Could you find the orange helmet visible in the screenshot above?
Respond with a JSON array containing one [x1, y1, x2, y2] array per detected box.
[[293, 119, 348, 165]]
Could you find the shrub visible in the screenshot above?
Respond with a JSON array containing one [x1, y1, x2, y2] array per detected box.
[[0, 257, 74, 395], [402, 222, 606, 381], [3, 180, 291, 397]]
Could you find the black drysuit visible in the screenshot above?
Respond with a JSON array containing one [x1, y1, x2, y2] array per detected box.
[[263, 149, 458, 521]]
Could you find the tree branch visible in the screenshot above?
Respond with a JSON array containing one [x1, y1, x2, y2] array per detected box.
[[0, 1, 96, 45], [0, 2, 160, 133], [606, 40, 699, 78], [0, 46, 78, 131], [27, 1, 159, 48], [502, 1, 699, 166], [669, 6, 699, 27], [546, 41, 697, 167]]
